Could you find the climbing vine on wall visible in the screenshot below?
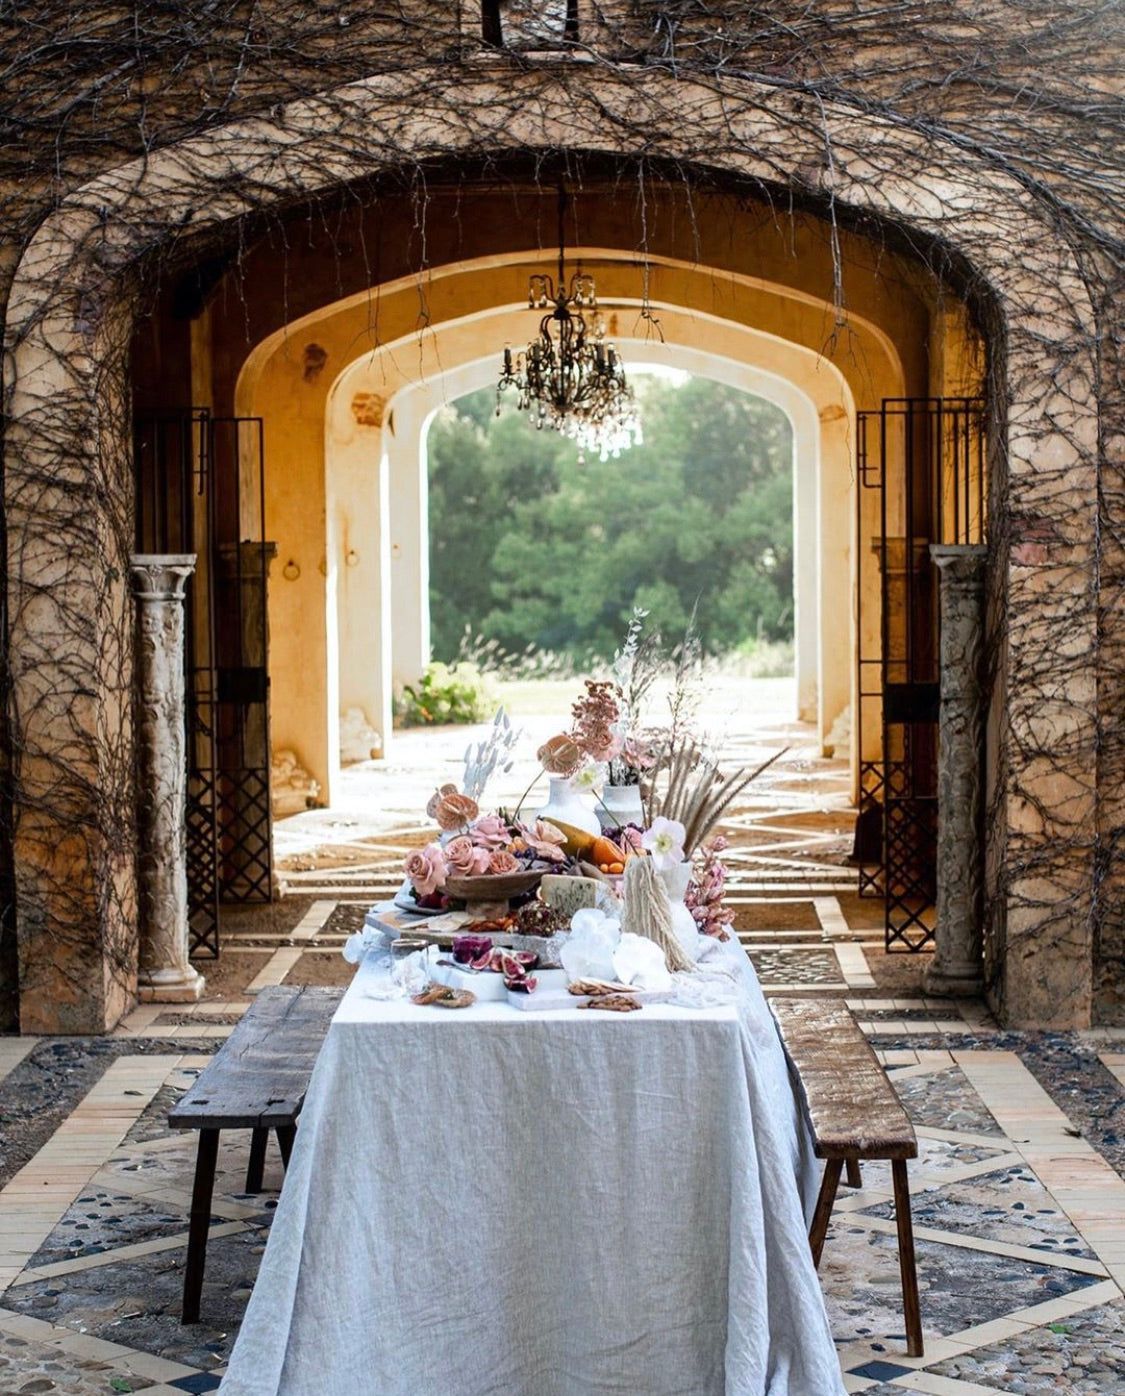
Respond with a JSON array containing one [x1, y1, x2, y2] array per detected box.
[[0, 1, 1123, 1025]]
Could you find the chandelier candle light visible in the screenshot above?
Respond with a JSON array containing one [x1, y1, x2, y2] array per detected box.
[[497, 184, 642, 462]]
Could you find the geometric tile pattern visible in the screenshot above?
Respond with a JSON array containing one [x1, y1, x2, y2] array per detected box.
[[1, 913, 1123, 1393], [3, 694, 1124, 1391]]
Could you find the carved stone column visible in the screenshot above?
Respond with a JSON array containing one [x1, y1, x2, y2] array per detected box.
[[130, 555, 204, 1002], [924, 544, 988, 997]]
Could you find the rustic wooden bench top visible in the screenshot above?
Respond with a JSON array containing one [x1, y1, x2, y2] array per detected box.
[[769, 994, 923, 1357], [169, 985, 343, 1132], [769, 996, 917, 1161]]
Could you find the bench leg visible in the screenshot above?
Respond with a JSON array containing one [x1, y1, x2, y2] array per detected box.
[[892, 1158, 923, 1357], [183, 1128, 219, 1324], [276, 1123, 296, 1170], [845, 1158, 863, 1188], [808, 1158, 843, 1269], [245, 1127, 269, 1193]]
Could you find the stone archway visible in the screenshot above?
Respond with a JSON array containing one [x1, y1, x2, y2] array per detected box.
[[320, 319, 863, 784], [238, 270, 880, 808], [3, 65, 1104, 1030]]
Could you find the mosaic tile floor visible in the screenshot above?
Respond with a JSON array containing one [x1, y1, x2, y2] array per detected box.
[[1, 886, 1123, 1393], [2, 698, 1124, 1392]]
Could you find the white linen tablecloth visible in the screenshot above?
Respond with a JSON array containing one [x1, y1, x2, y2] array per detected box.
[[220, 940, 845, 1395]]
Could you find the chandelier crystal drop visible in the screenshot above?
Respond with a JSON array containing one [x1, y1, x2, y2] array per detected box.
[[497, 189, 642, 462]]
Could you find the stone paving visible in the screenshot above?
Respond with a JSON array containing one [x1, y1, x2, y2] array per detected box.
[[2, 686, 1124, 1393]]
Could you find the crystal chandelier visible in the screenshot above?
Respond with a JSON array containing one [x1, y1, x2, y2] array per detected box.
[[497, 188, 642, 462]]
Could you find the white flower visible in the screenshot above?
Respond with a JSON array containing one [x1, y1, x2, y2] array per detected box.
[[562, 908, 622, 983], [570, 759, 607, 792], [642, 816, 687, 870]]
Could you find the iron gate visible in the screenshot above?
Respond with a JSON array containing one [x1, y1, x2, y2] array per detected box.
[[134, 410, 273, 958], [855, 398, 987, 950]]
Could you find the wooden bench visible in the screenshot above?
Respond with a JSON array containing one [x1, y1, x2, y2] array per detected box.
[[769, 996, 923, 1357], [168, 984, 343, 1323]]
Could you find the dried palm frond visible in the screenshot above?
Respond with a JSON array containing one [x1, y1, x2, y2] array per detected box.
[[644, 737, 786, 855]]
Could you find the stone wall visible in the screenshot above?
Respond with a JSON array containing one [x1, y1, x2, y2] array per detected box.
[[0, 3, 1122, 1028]]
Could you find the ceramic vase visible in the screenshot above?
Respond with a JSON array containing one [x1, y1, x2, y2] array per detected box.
[[659, 860, 700, 960], [597, 782, 644, 831], [535, 775, 601, 839]]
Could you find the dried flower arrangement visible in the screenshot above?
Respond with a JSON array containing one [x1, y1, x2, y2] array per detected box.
[[685, 838, 735, 942], [642, 737, 781, 858], [532, 608, 662, 799], [403, 784, 576, 909]]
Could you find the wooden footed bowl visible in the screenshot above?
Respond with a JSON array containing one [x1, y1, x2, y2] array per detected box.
[[445, 870, 544, 921], [444, 871, 543, 903]]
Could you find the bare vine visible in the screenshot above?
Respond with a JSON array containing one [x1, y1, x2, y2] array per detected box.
[[0, 0, 1121, 1026]]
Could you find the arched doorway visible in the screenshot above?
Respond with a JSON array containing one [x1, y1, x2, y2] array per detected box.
[[4, 71, 1098, 1029]]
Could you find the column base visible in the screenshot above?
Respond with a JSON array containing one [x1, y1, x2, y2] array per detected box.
[[922, 961, 983, 998], [137, 965, 206, 1003]]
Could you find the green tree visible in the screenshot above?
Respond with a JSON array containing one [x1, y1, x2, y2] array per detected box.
[[425, 399, 569, 658], [426, 377, 793, 664]]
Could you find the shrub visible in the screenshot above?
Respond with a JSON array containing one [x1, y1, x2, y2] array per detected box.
[[394, 662, 495, 727], [729, 637, 795, 678]]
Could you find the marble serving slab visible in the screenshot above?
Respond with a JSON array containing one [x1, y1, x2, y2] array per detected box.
[[429, 953, 567, 1002]]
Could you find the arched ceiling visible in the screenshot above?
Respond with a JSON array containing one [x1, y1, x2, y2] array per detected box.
[[236, 250, 902, 427]]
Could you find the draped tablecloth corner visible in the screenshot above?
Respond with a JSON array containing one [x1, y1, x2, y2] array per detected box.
[[220, 936, 846, 1396]]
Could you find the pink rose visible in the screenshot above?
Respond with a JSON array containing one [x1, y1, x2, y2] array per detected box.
[[470, 814, 511, 849], [444, 835, 491, 877], [583, 724, 623, 763], [488, 850, 520, 875], [404, 843, 447, 897], [521, 820, 567, 862]]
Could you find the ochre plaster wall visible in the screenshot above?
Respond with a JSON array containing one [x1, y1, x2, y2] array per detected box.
[[225, 230, 917, 802]]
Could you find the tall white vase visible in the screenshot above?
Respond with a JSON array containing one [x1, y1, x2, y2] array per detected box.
[[535, 776, 601, 839], [598, 782, 644, 831], [659, 860, 701, 960]]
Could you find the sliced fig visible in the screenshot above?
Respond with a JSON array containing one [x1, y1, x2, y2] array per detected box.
[[512, 950, 539, 970], [488, 948, 508, 973], [453, 934, 493, 965], [469, 950, 494, 972], [505, 974, 538, 993], [499, 951, 525, 979]]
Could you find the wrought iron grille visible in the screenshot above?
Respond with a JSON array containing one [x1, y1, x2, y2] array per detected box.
[[855, 398, 987, 951], [134, 410, 273, 958]]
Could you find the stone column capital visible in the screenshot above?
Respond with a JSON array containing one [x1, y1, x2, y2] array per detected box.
[[129, 553, 196, 602], [929, 543, 987, 588]]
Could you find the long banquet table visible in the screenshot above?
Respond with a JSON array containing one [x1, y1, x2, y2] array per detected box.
[[220, 931, 846, 1395]]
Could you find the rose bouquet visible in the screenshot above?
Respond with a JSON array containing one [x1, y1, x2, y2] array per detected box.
[[403, 783, 574, 909]]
